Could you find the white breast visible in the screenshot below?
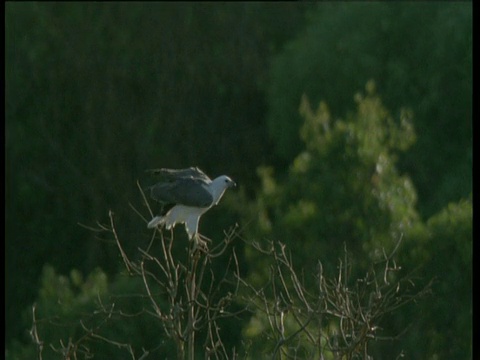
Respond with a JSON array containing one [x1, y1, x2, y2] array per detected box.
[[164, 204, 209, 239]]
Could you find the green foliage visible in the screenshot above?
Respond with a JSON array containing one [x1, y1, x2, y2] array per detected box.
[[8, 265, 175, 359], [8, 265, 108, 359], [239, 84, 472, 358], [426, 199, 472, 358], [396, 197, 472, 359], [38, 265, 108, 315], [266, 2, 472, 217], [244, 82, 419, 281]]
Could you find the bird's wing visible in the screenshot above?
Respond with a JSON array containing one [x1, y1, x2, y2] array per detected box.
[[149, 177, 213, 207], [145, 167, 212, 183]]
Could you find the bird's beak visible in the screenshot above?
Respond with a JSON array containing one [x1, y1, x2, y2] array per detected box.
[[230, 180, 237, 188]]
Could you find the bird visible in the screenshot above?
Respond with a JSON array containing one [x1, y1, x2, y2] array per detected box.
[[145, 167, 236, 242]]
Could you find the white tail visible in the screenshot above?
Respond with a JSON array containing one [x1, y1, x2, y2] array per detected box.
[[147, 216, 165, 229]]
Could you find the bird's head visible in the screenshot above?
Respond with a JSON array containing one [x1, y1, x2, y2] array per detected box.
[[218, 175, 236, 189], [210, 175, 236, 205]]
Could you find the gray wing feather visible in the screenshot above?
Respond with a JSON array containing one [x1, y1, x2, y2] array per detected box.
[[149, 177, 213, 207], [146, 167, 211, 183]]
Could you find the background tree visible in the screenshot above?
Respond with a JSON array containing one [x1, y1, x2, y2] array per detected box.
[[266, 2, 472, 218], [238, 83, 471, 358], [242, 82, 418, 278], [391, 198, 472, 359], [259, 4, 473, 355]]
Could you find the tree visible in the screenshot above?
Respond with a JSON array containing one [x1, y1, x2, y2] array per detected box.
[[243, 81, 418, 280], [393, 198, 472, 359], [266, 2, 472, 218], [238, 83, 471, 357]]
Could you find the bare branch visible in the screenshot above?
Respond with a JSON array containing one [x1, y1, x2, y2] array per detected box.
[[109, 210, 135, 274]]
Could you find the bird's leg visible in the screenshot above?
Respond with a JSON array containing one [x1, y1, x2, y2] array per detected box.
[[192, 233, 208, 253], [198, 233, 212, 244]]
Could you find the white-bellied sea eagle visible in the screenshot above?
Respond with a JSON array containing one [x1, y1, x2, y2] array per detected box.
[[146, 167, 236, 240]]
